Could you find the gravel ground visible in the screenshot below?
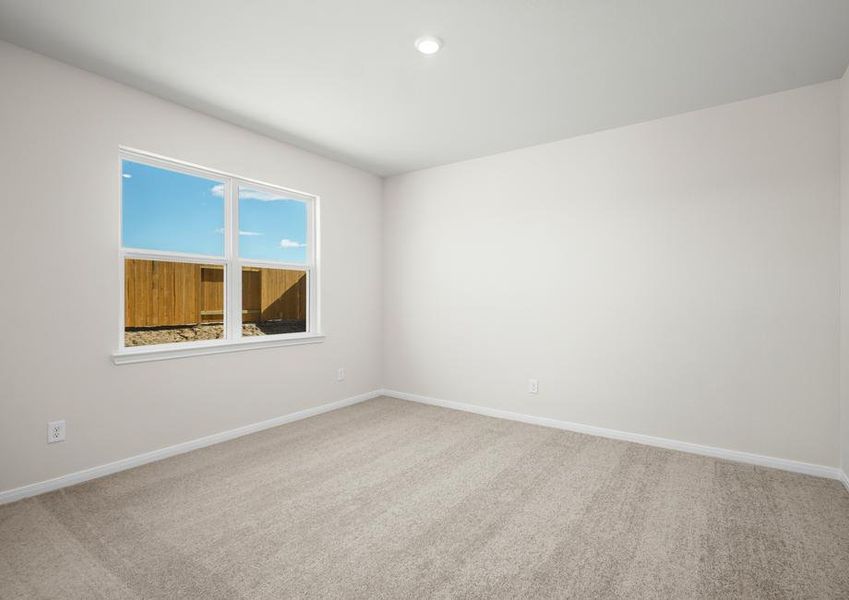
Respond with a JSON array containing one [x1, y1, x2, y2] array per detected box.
[[124, 320, 306, 346]]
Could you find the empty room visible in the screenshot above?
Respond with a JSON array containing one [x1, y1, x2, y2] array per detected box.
[[2, 1, 849, 598]]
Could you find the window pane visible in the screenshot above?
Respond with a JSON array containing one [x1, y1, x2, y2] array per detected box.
[[124, 258, 224, 346], [122, 160, 225, 256], [241, 267, 307, 336], [238, 185, 308, 263]]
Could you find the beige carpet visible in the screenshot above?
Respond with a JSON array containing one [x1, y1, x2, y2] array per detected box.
[[1, 397, 848, 599]]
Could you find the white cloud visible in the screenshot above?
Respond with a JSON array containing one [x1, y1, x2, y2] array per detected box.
[[242, 188, 293, 201], [211, 184, 294, 201], [214, 227, 263, 236], [280, 239, 306, 248], [122, 173, 132, 179]]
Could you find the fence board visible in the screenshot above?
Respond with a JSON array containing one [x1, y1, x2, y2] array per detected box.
[[124, 259, 203, 327], [200, 266, 224, 323], [261, 269, 306, 321], [242, 268, 262, 323]]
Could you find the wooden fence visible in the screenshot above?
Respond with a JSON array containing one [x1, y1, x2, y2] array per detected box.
[[124, 259, 306, 328]]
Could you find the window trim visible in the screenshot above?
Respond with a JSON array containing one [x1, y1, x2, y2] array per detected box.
[[113, 146, 323, 365]]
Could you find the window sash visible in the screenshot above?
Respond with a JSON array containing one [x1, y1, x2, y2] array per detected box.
[[118, 148, 319, 352]]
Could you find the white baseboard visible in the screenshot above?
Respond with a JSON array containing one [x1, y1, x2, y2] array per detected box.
[[840, 470, 849, 493], [4, 388, 844, 505], [381, 389, 845, 484], [0, 389, 383, 505]]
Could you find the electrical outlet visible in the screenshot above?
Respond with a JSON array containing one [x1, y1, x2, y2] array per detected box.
[[528, 379, 539, 394], [47, 420, 66, 444], [336, 367, 345, 382]]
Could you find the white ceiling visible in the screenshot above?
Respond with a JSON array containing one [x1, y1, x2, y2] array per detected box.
[[1, 1, 848, 176]]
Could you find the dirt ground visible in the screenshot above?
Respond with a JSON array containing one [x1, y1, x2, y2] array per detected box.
[[124, 320, 307, 346]]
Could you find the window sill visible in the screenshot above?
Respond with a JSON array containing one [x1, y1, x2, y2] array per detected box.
[[112, 333, 325, 365]]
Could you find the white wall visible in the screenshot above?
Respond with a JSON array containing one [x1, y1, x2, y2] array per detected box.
[[841, 65, 849, 476], [384, 82, 841, 467], [0, 42, 383, 493]]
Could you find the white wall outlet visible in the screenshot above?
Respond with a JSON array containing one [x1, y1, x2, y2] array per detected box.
[[47, 420, 66, 443], [528, 379, 539, 394], [336, 367, 345, 382]]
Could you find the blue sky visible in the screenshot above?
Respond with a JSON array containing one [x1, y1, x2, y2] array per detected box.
[[122, 160, 308, 263]]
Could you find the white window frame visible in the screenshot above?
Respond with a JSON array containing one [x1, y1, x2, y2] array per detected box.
[[113, 147, 323, 364]]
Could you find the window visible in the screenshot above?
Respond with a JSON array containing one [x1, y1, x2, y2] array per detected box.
[[117, 149, 320, 362]]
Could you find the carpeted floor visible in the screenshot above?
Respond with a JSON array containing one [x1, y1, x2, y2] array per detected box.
[[1, 396, 848, 599]]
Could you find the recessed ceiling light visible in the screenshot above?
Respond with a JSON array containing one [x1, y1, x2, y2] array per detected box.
[[415, 36, 442, 55]]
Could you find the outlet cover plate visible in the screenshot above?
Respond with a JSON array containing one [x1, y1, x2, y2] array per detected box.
[[47, 420, 66, 443]]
